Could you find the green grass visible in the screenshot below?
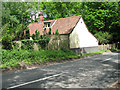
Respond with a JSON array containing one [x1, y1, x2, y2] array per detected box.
[[0, 49, 111, 69], [109, 48, 118, 52], [81, 49, 110, 57], [1, 49, 79, 69]]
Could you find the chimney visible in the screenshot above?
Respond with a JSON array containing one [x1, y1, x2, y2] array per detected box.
[[38, 11, 44, 23]]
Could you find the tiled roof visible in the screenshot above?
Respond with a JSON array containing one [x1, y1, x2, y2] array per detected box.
[[28, 15, 81, 36]]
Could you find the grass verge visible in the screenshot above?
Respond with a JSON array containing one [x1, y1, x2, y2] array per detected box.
[[81, 49, 110, 57], [0, 49, 111, 70], [1, 49, 79, 70]]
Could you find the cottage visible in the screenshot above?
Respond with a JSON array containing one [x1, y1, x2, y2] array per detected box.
[[28, 11, 98, 54]]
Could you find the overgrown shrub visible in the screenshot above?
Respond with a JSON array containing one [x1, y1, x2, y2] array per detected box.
[[110, 48, 118, 52], [25, 27, 30, 39], [38, 39, 49, 49], [2, 24, 13, 50], [34, 37, 49, 49], [35, 30, 40, 40], [30, 30, 50, 50], [94, 31, 112, 44], [1, 49, 78, 69], [31, 30, 40, 40], [2, 34, 13, 50], [21, 37, 49, 50], [12, 42, 19, 49], [32, 34, 35, 40], [55, 29, 59, 35], [21, 39, 34, 50]]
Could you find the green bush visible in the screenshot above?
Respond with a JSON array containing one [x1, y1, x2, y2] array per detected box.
[[31, 30, 40, 40], [25, 27, 30, 39], [94, 31, 112, 44], [21, 36, 49, 50], [1, 49, 111, 69], [34, 37, 49, 49], [38, 39, 49, 49], [2, 34, 13, 50], [109, 48, 118, 52], [32, 34, 35, 40], [55, 29, 59, 35], [1, 49, 79, 69], [35, 30, 40, 40], [21, 39, 34, 50], [12, 42, 19, 49]]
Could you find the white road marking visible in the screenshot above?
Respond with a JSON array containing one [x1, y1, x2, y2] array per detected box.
[[7, 73, 62, 89], [105, 58, 112, 60], [101, 58, 112, 62], [111, 60, 119, 63]]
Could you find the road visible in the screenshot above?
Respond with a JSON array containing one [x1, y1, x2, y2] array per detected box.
[[2, 51, 120, 89]]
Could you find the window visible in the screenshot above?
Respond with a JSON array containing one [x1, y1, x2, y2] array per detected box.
[[48, 23, 50, 27], [44, 22, 51, 28]]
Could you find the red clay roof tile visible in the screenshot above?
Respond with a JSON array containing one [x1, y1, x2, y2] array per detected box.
[[28, 15, 81, 36]]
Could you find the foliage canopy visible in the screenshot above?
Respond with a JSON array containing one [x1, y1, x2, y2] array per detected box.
[[2, 2, 120, 49]]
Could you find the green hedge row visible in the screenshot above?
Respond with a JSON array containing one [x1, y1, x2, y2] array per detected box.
[[12, 39, 50, 50], [21, 39, 49, 50]]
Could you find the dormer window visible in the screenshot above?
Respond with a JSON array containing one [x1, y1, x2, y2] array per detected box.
[[44, 22, 51, 28]]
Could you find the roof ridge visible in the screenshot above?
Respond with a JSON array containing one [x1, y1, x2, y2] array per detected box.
[[51, 20, 57, 27], [44, 15, 81, 22], [28, 15, 82, 35]]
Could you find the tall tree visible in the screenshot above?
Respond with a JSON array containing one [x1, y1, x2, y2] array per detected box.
[[41, 2, 119, 43], [2, 2, 37, 40], [41, 2, 83, 20], [82, 2, 119, 43]]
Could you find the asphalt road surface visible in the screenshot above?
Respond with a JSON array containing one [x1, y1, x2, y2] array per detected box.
[[2, 51, 120, 89]]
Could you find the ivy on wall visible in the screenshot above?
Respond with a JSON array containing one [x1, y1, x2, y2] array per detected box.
[[34, 38, 49, 49], [20, 38, 49, 50], [21, 39, 34, 50], [12, 42, 19, 49]]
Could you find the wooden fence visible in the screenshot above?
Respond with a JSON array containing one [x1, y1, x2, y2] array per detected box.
[[98, 43, 120, 51]]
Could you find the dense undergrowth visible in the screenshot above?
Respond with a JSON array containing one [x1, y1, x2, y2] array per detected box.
[[0, 49, 116, 70], [1, 49, 79, 69]]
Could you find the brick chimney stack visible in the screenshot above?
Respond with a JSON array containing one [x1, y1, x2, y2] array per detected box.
[[39, 11, 43, 23]]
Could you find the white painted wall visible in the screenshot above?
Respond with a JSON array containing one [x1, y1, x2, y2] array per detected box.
[[70, 17, 98, 48]]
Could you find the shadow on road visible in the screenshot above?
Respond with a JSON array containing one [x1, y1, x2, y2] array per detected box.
[[113, 51, 120, 53]]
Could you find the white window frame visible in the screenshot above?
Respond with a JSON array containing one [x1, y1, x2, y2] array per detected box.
[[44, 22, 51, 28]]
